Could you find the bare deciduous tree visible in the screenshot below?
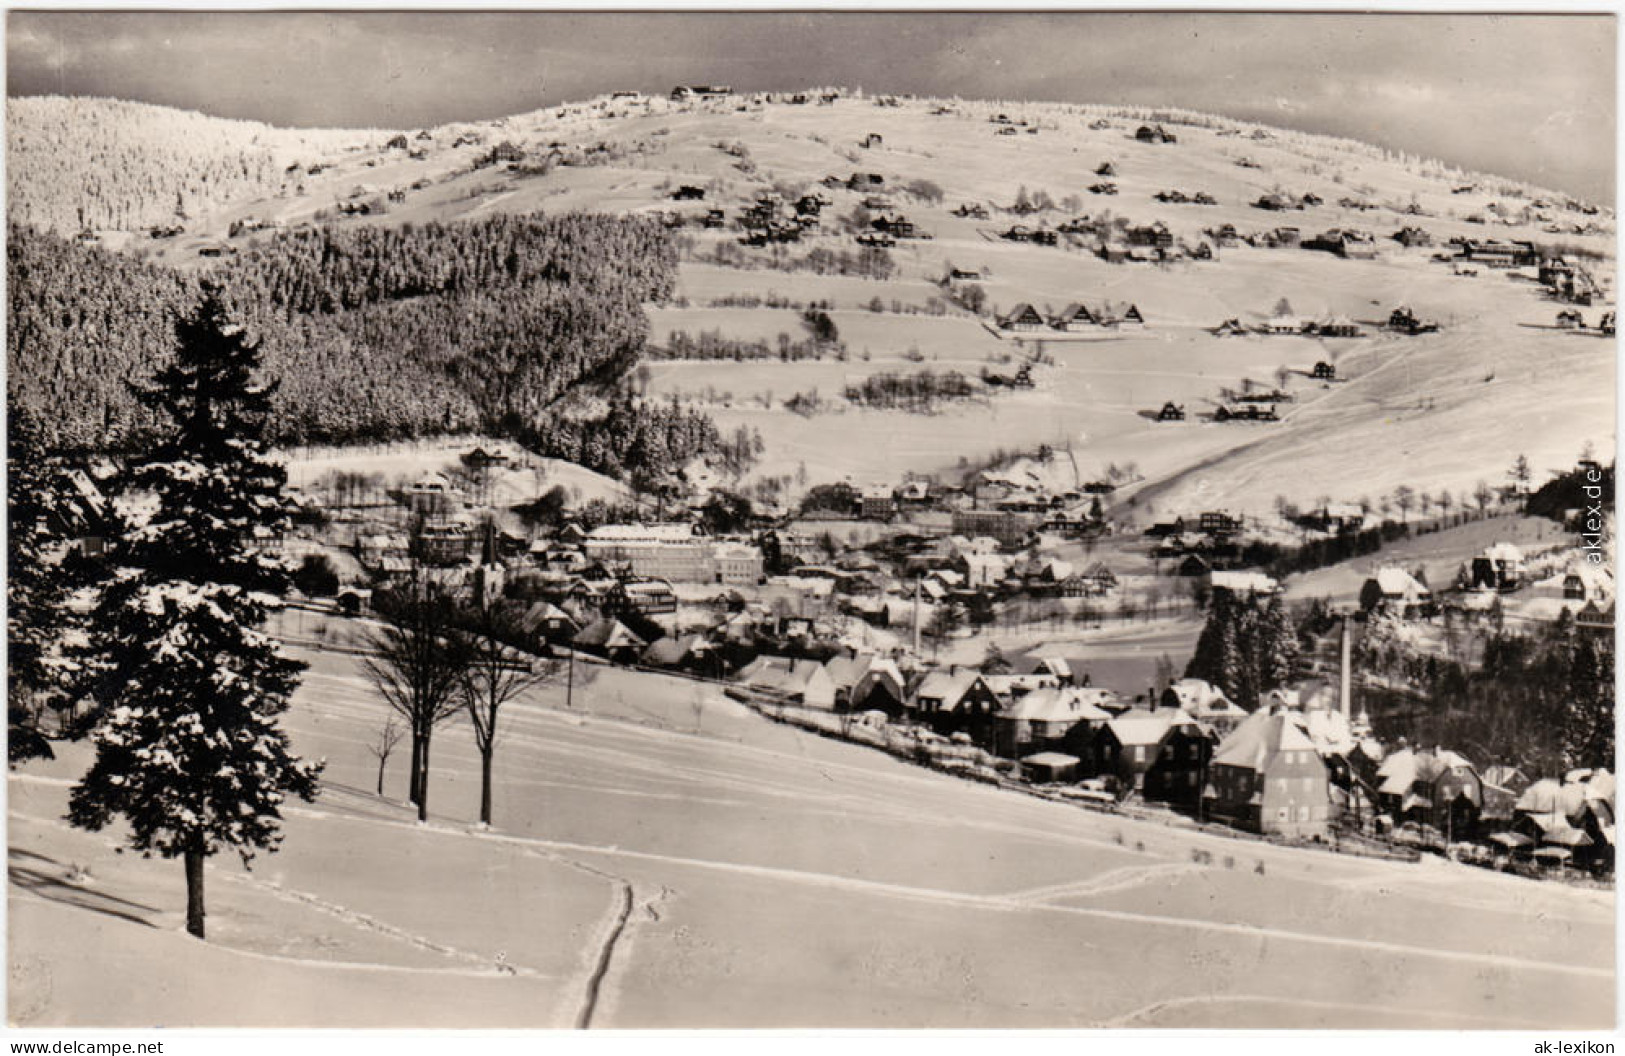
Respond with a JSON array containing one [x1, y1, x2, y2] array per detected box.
[[461, 601, 564, 827], [368, 713, 405, 796], [364, 574, 469, 823]]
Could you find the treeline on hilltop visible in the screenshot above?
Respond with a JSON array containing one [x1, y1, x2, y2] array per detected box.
[[7, 96, 364, 234], [228, 216, 676, 314], [8, 216, 733, 482]]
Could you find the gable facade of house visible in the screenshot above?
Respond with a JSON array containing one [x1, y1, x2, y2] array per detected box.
[[1143, 718, 1216, 807], [999, 303, 1048, 331], [1206, 710, 1330, 837]]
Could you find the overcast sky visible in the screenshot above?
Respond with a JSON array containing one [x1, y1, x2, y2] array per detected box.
[[8, 10, 1615, 203]]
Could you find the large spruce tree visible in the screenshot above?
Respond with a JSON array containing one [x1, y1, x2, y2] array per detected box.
[[68, 283, 322, 940]]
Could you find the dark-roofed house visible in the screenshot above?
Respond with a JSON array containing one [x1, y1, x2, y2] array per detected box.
[[1204, 709, 1330, 838], [825, 653, 908, 716], [1050, 303, 1100, 331], [1142, 712, 1218, 808], [999, 303, 1048, 332], [910, 669, 1002, 743]]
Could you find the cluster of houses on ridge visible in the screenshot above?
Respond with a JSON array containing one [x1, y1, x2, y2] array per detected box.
[[996, 301, 1145, 333]]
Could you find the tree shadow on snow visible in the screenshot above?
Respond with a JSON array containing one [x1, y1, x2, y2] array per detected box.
[[8, 848, 160, 928]]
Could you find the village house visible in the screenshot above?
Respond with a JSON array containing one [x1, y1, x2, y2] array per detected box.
[[1361, 567, 1435, 618], [1161, 679, 1249, 736], [1050, 303, 1101, 331], [406, 472, 459, 516], [993, 687, 1116, 760], [1204, 708, 1331, 838], [956, 552, 1012, 589], [1305, 229, 1378, 259], [1470, 543, 1525, 592], [825, 653, 908, 716], [1142, 713, 1217, 808], [1302, 502, 1365, 533], [860, 484, 898, 521], [735, 656, 837, 709], [951, 509, 1033, 546], [1125, 222, 1174, 249], [1199, 511, 1244, 538], [1264, 308, 1306, 335], [607, 578, 679, 620], [1392, 226, 1433, 247], [669, 84, 732, 101], [1210, 570, 1280, 598], [1312, 361, 1337, 380], [572, 618, 647, 664], [712, 541, 765, 585], [1512, 772, 1614, 870], [1044, 504, 1101, 538], [1376, 747, 1484, 842], [1311, 315, 1362, 338], [908, 669, 1002, 743], [1453, 238, 1538, 268], [1093, 709, 1186, 793], [1563, 563, 1615, 604], [1069, 562, 1118, 597], [640, 634, 718, 677], [997, 302, 1048, 331], [418, 518, 472, 566], [521, 600, 579, 645]]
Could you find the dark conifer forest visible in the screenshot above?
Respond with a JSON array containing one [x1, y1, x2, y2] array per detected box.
[[8, 216, 733, 481]]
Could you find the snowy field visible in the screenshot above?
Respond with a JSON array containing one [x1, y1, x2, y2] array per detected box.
[[10, 643, 1613, 1029]]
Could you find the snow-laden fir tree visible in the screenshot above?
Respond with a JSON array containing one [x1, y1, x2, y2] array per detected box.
[[69, 282, 322, 940], [1256, 594, 1302, 694], [1185, 589, 1247, 704]]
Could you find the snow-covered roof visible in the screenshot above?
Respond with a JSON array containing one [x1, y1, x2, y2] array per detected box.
[[1210, 570, 1279, 595], [587, 523, 700, 543], [912, 669, 988, 709], [1212, 709, 1318, 770], [1106, 710, 1178, 747], [1371, 567, 1430, 598], [573, 618, 645, 650], [1001, 687, 1116, 724]]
